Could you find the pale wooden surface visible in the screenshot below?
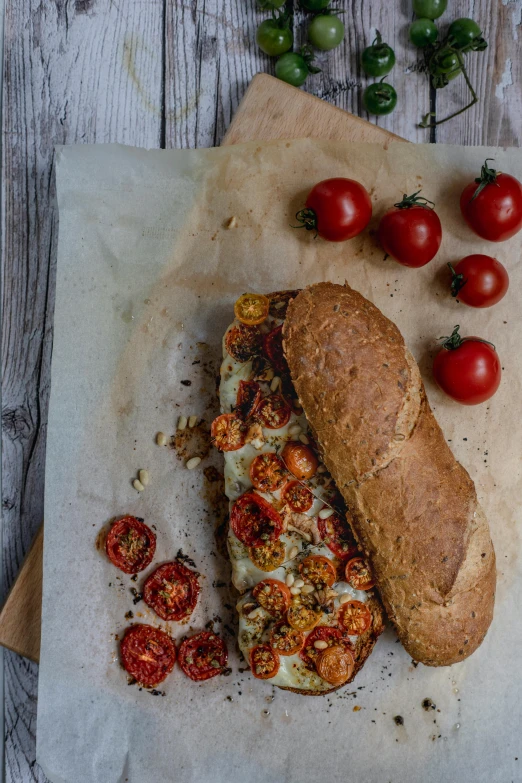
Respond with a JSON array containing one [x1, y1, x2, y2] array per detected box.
[[2, 2, 521, 781]]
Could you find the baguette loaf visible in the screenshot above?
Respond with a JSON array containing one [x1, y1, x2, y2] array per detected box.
[[283, 282, 496, 666]]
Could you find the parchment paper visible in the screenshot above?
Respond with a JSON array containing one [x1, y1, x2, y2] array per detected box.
[[37, 140, 522, 783]]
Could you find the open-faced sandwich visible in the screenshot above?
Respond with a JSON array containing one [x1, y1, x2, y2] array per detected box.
[[212, 282, 496, 694]]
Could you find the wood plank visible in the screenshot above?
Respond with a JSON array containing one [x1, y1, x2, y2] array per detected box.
[[223, 74, 406, 145], [433, 0, 522, 146], [0, 529, 43, 664], [2, 2, 164, 779]]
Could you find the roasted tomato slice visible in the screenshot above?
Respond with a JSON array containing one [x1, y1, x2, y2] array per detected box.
[[345, 557, 376, 590], [316, 645, 354, 686], [338, 600, 372, 635], [318, 512, 358, 560], [249, 453, 287, 492], [225, 323, 262, 363], [178, 631, 228, 681], [299, 626, 346, 670], [287, 602, 321, 632], [120, 624, 176, 688], [143, 561, 200, 622], [248, 540, 286, 572], [250, 644, 280, 679], [105, 516, 156, 574], [211, 413, 247, 452], [236, 380, 262, 419], [234, 293, 270, 326], [230, 492, 283, 547], [281, 441, 318, 480], [263, 324, 288, 373], [281, 480, 314, 513], [299, 555, 337, 588], [269, 620, 305, 656], [256, 395, 291, 429], [252, 578, 291, 617]]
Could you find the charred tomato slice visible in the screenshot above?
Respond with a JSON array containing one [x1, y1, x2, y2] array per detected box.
[[250, 644, 280, 679], [143, 561, 200, 622], [262, 324, 288, 373], [230, 492, 283, 547], [235, 380, 262, 419], [248, 540, 286, 572], [211, 413, 247, 452], [225, 323, 262, 363], [249, 452, 287, 492], [345, 557, 376, 590], [269, 621, 305, 656], [256, 394, 291, 429], [299, 555, 337, 588], [317, 512, 358, 560], [252, 578, 292, 617], [281, 480, 314, 513], [120, 624, 176, 688], [105, 516, 156, 574], [316, 645, 354, 685], [178, 631, 228, 681], [338, 600, 372, 635]]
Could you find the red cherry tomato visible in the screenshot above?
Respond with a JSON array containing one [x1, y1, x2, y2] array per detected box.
[[105, 516, 156, 574], [178, 631, 228, 681], [262, 325, 288, 374], [378, 191, 442, 267], [143, 561, 200, 622], [433, 325, 501, 405], [296, 178, 372, 242], [448, 255, 509, 308], [460, 159, 522, 242], [281, 441, 318, 480], [120, 625, 176, 688], [230, 492, 284, 547]]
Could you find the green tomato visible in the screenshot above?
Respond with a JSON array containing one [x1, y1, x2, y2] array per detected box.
[[409, 18, 438, 47], [256, 18, 293, 56], [361, 33, 396, 77], [308, 14, 345, 51], [300, 0, 330, 10], [275, 52, 310, 87], [434, 50, 460, 74], [412, 0, 447, 20], [448, 18, 482, 47], [363, 81, 397, 115]]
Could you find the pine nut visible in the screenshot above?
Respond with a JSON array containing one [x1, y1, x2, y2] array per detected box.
[[285, 573, 295, 587], [133, 479, 145, 492], [288, 424, 301, 437], [247, 608, 260, 619], [339, 594, 351, 605], [290, 587, 301, 596], [274, 301, 285, 310], [264, 368, 275, 381], [294, 578, 305, 588], [299, 433, 310, 445], [314, 640, 328, 650], [225, 216, 238, 229], [188, 415, 198, 428], [178, 415, 188, 431], [186, 457, 201, 470], [156, 432, 167, 446], [139, 469, 149, 486], [270, 376, 281, 392], [288, 546, 299, 560], [301, 584, 315, 594], [251, 438, 264, 450], [319, 508, 334, 520]]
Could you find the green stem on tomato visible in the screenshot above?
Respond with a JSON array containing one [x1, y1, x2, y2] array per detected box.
[[419, 51, 478, 128], [448, 262, 467, 297]]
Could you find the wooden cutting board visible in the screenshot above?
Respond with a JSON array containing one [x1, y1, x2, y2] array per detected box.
[[0, 73, 405, 664]]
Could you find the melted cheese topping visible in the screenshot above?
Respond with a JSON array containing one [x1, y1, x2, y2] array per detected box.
[[219, 316, 369, 692]]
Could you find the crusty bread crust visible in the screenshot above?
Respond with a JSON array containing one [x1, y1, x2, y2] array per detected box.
[[280, 592, 385, 695], [283, 282, 496, 667]]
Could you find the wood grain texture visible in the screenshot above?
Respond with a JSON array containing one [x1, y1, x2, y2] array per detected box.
[[2, 2, 164, 780], [2, 0, 521, 781]]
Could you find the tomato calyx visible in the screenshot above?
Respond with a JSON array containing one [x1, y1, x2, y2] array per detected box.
[[439, 324, 496, 352], [294, 207, 319, 237], [470, 159, 500, 202], [448, 262, 467, 298], [393, 190, 435, 211]]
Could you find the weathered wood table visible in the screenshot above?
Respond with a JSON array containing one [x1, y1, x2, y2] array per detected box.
[[2, 1, 520, 780]]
